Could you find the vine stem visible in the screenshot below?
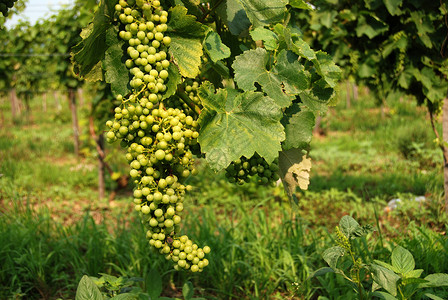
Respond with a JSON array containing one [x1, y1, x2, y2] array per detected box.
[[199, 0, 225, 22], [176, 87, 201, 116]]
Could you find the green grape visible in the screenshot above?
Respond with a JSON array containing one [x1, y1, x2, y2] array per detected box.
[[107, 0, 210, 272], [225, 153, 279, 186]]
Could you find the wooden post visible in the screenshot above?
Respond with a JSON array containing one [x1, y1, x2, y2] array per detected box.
[[10, 88, 19, 122], [68, 88, 80, 157], [346, 81, 351, 109], [352, 83, 358, 101], [443, 96, 448, 213]]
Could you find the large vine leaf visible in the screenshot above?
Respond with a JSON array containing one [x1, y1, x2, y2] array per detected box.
[[278, 148, 312, 202], [237, 0, 288, 28], [71, 0, 115, 79], [103, 28, 130, 97], [167, 6, 206, 78], [198, 82, 285, 171], [283, 110, 315, 150], [233, 48, 310, 108]]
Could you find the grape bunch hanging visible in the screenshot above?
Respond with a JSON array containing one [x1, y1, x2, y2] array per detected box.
[[106, 0, 210, 272]]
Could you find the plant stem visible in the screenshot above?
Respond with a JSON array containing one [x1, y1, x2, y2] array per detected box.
[[176, 87, 201, 116], [199, 0, 225, 22]]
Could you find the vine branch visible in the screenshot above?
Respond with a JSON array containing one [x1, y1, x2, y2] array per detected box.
[[176, 86, 202, 116], [199, 0, 225, 22]]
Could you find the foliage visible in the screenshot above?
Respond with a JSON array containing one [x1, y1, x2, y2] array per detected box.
[[71, 0, 341, 270], [296, 0, 448, 112], [314, 216, 448, 299]]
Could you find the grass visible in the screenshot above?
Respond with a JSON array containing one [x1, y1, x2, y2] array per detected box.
[[0, 89, 447, 299]]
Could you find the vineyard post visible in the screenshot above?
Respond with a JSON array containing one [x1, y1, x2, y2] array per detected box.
[[10, 87, 18, 121], [443, 93, 448, 213], [68, 88, 80, 157], [346, 81, 351, 109]]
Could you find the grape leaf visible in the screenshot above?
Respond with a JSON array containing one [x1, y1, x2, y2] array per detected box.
[[204, 30, 231, 62], [233, 48, 310, 108], [198, 82, 285, 171], [289, 0, 313, 10], [71, 0, 115, 79], [237, 0, 288, 28], [162, 63, 182, 100], [104, 28, 130, 97], [167, 6, 206, 78], [278, 148, 312, 202], [383, 0, 403, 16], [250, 27, 278, 51], [279, 27, 341, 88], [215, 0, 251, 36], [283, 110, 315, 150]]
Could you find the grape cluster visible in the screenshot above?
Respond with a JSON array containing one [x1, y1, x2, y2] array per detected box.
[[0, 0, 18, 17], [106, 0, 210, 272], [225, 153, 280, 185]]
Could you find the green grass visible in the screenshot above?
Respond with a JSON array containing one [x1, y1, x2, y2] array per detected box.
[[0, 89, 447, 299]]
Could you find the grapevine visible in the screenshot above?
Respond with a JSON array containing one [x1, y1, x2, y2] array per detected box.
[[0, 0, 17, 17], [105, 0, 210, 272], [225, 153, 280, 186]]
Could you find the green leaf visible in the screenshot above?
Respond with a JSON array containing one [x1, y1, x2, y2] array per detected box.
[[146, 268, 162, 299], [167, 6, 206, 78], [371, 291, 398, 300], [216, 0, 251, 35], [237, 0, 288, 28], [299, 89, 330, 114], [104, 28, 130, 97], [424, 293, 445, 300], [391, 246, 415, 275], [370, 263, 400, 296], [233, 48, 310, 108], [322, 246, 345, 270], [182, 281, 194, 300], [110, 294, 139, 300], [162, 63, 182, 100], [420, 273, 448, 288], [339, 215, 361, 239], [283, 111, 315, 150], [356, 15, 388, 39], [250, 27, 278, 51], [309, 267, 335, 278], [71, 0, 115, 79], [374, 260, 395, 272], [383, 0, 402, 16], [198, 82, 285, 171], [75, 275, 103, 300], [313, 51, 341, 88], [406, 269, 424, 278], [289, 0, 313, 10], [203, 30, 231, 63], [278, 149, 312, 202]]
